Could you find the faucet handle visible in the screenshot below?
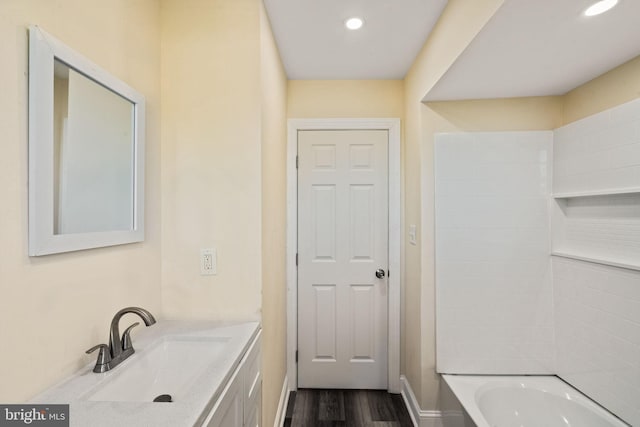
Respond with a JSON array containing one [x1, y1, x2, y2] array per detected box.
[[122, 322, 140, 351], [86, 344, 112, 373]]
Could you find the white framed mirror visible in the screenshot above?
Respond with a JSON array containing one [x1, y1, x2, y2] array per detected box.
[[28, 26, 145, 256]]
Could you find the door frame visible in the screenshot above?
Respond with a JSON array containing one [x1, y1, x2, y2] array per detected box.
[[286, 118, 401, 393]]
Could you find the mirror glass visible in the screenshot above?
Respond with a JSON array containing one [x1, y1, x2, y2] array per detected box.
[[29, 26, 145, 256], [53, 60, 135, 234]]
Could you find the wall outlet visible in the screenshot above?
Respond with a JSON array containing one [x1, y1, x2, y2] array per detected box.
[[200, 248, 217, 275], [409, 225, 417, 245]]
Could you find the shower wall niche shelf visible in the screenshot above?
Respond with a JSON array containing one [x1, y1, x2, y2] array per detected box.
[[553, 187, 640, 199], [551, 251, 640, 272], [551, 191, 640, 271]]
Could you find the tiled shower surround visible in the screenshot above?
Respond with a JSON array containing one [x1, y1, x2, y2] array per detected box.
[[435, 131, 554, 375], [435, 98, 640, 426], [552, 98, 640, 426], [554, 257, 640, 426], [554, 98, 640, 195]]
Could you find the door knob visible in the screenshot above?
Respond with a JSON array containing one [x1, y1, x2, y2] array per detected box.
[[375, 269, 386, 279]]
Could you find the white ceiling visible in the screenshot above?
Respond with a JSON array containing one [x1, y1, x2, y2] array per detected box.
[[263, 0, 448, 80], [263, 0, 640, 98], [426, 0, 640, 101]]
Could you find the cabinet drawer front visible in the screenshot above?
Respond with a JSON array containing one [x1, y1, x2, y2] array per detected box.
[[245, 388, 262, 427], [203, 366, 243, 427], [243, 332, 262, 418]]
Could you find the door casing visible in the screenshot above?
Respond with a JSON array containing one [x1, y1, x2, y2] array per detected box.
[[286, 118, 401, 393]]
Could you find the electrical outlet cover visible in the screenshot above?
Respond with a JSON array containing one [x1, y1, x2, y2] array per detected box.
[[200, 248, 217, 275]]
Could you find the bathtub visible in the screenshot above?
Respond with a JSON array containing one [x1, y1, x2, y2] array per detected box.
[[441, 375, 629, 427]]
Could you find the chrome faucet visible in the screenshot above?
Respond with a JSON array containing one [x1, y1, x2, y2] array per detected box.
[[86, 307, 156, 373]]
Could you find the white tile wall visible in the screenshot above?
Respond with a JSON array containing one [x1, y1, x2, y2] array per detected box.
[[552, 98, 640, 426], [435, 131, 555, 374], [554, 257, 640, 426], [554, 98, 640, 195]]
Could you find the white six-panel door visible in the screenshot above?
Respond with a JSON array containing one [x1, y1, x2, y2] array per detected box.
[[297, 130, 389, 389]]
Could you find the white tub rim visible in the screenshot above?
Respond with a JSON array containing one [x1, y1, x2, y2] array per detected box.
[[441, 374, 629, 427]]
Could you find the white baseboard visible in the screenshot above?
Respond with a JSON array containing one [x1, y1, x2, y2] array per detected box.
[[274, 375, 290, 427], [400, 375, 443, 427]]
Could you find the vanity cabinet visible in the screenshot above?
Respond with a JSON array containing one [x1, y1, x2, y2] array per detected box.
[[242, 330, 262, 427], [203, 331, 262, 427]]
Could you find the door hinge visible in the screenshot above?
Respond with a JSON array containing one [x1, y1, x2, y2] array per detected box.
[[296, 253, 298, 266], [295, 350, 298, 363], [388, 270, 390, 278], [296, 155, 299, 169]]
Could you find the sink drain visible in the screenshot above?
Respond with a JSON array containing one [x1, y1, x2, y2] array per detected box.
[[153, 394, 172, 403]]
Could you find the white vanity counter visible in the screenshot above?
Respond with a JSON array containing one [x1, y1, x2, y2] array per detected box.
[[32, 320, 261, 427]]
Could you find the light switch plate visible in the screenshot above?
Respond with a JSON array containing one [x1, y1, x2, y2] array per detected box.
[[409, 225, 417, 245]]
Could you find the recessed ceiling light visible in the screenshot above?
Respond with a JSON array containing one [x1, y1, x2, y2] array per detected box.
[[584, 0, 619, 16], [345, 17, 364, 30]]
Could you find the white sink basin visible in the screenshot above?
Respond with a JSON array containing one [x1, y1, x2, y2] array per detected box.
[[85, 336, 230, 402], [32, 321, 260, 427]]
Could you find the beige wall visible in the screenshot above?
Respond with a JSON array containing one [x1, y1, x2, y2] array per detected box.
[[260, 2, 288, 426], [0, 0, 162, 402], [403, 0, 505, 407], [288, 80, 404, 118], [161, 0, 288, 424], [160, 0, 263, 321], [563, 55, 640, 124], [0, 2, 289, 423]]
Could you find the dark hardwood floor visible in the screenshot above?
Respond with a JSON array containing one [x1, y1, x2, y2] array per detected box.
[[283, 389, 414, 427]]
